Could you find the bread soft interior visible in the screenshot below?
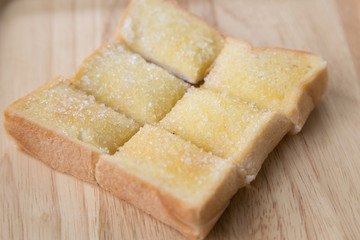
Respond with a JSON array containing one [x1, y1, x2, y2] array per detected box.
[[204, 38, 327, 129], [11, 77, 140, 154], [118, 0, 224, 83], [74, 41, 189, 124]]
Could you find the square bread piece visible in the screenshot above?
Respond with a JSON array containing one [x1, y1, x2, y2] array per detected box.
[[96, 125, 241, 240], [160, 88, 291, 178], [4, 76, 140, 182], [203, 38, 328, 134], [117, 0, 224, 84], [73, 41, 189, 124]]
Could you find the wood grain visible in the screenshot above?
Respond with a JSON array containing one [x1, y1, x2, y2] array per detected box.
[[1, 0, 360, 239], [335, 0, 360, 80]]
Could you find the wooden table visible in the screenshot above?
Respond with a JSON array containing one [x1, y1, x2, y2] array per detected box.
[[1, 0, 360, 239]]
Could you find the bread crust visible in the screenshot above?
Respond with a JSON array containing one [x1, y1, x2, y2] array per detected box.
[[95, 158, 206, 239], [95, 154, 242, 240], [3, 77, 101, 183], [4, 110, 100, 183], [116, 0, 225, 84], [226, 37, 325, 58]]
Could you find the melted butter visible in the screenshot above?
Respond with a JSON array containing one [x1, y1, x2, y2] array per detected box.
[[111, 125, 231, 199], [17, 78, 140, 154], [204, 38, 325, 114], [74, 41, 189, 124], [161, 88, 273, 159]]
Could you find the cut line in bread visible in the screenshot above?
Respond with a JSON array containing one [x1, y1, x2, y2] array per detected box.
[[4, 76, 140, 182], [96, 125, 241, 240], [203, 37, 328, 134], [73, 41, 189, 124], [117, 0, 224, 84], [160, 88, 292, 179]]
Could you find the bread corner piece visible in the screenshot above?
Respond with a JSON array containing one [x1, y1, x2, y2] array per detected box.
[[96, 125, 241, 239], [4, 76, 140, 183], [160, 88, 292, 179], [203, 37, 328, 134], [117, 0, 224, 84], [73, 41, 189, 125]]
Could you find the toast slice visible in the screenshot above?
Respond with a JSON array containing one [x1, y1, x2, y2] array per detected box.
[[73, 41, 189, 124], [4, 76, 140, 182], [160, 88, 291, 179], [117, 0, 224, 84], [203, 38, 328, 134], [96, 125, 241, 240]]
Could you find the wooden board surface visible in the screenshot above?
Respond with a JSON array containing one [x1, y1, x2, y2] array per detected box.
[[1, 0, 360, 239]]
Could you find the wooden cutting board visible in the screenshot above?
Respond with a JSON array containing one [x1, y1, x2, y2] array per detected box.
[[1, 0, 360, 239]]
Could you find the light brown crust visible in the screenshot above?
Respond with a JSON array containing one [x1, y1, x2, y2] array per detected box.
[[95, 158, 206, 239], [95, 156, 241, 240], [116, 0, 225, 84], [3, 76, 101, 183], [4, 110, 100, 183]]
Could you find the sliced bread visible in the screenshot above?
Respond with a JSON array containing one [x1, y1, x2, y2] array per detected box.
[[4, 76, 140, 182], [203, 38, 328, 134], [117, 0, 224, 84]]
